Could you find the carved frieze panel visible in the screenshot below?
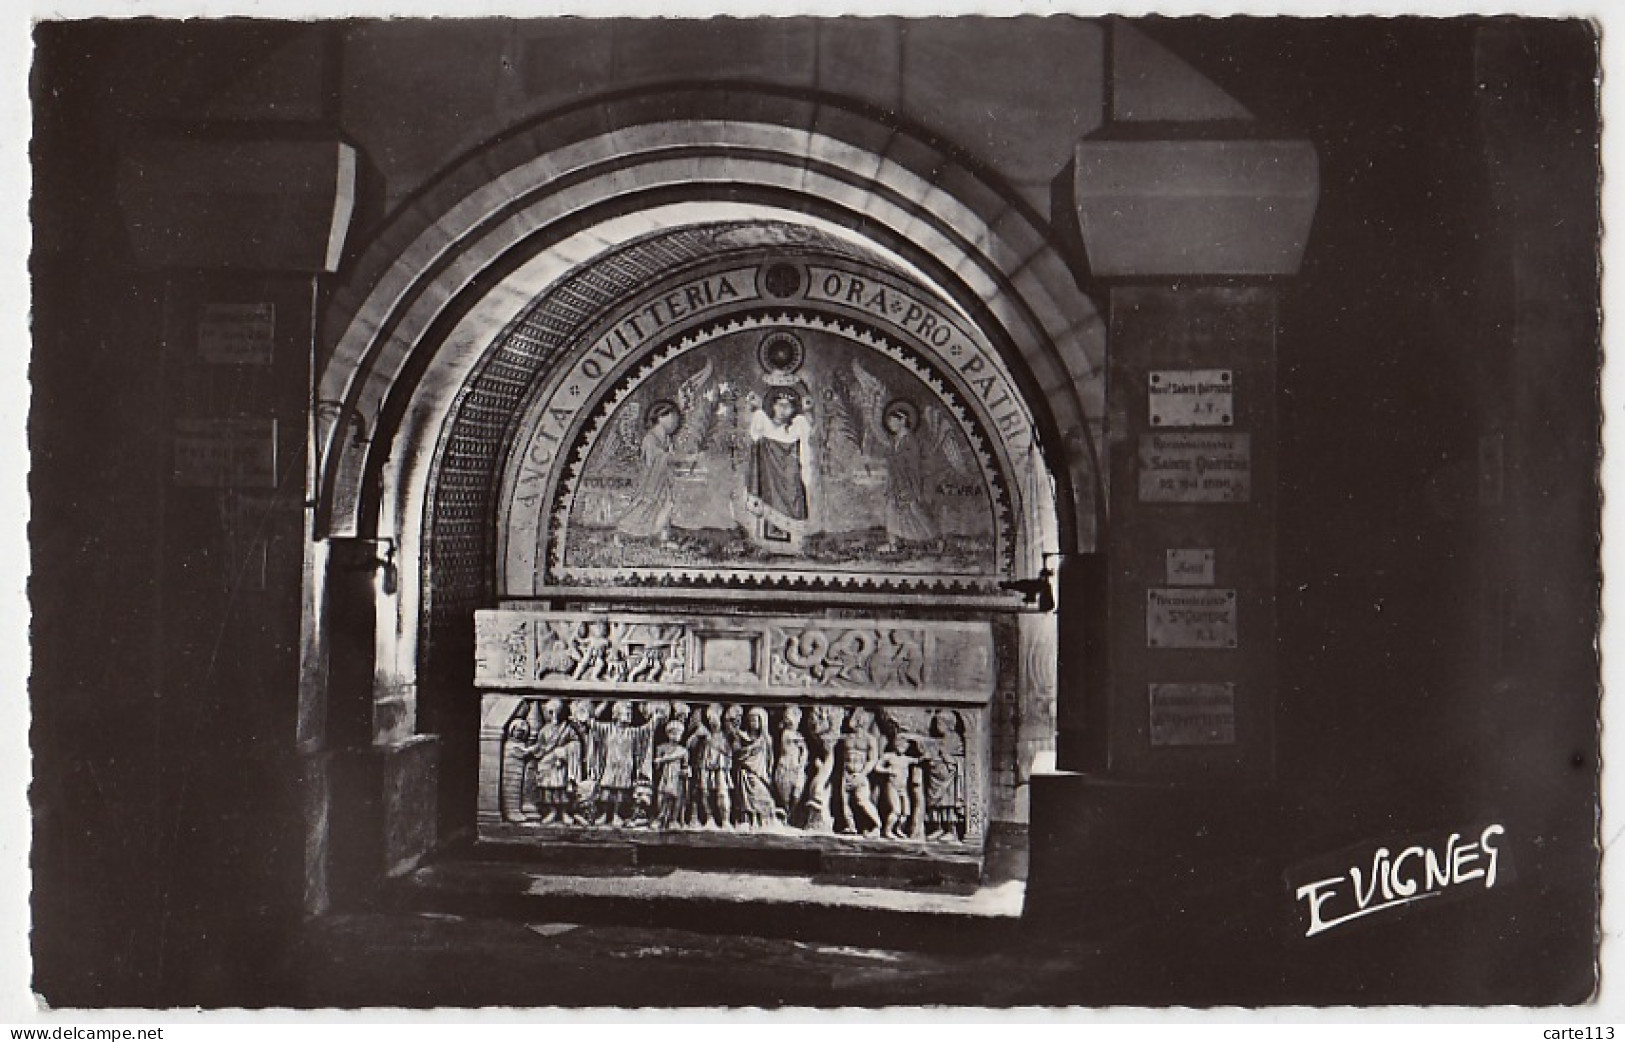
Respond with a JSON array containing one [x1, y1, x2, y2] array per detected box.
[[478, 693, 987, 845], [475, 609, 994, 703]]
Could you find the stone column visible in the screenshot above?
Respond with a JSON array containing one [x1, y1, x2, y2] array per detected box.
[[1067, 137, 1317, 781], [114, 133, 419, 917], [1026, 121, 1318, 938]]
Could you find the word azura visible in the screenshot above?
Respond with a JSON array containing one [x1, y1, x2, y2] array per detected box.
[[1294, 824, 1506, 937]]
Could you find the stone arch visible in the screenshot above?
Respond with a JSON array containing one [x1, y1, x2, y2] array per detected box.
[[307, 87, 1105, 848], [314, 86, 1107, 555]]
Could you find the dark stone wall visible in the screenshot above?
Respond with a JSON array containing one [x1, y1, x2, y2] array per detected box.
[[1029, 18, 1599, 1004]]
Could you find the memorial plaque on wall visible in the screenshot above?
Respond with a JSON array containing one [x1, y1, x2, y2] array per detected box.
[[1148, 369, 1232, 427], [1165, 548, 1215, 586], [1149, 682, 1237, 746], [197, 302, 276, 365], [1147, 587, 1238, 649], [173, 417, 278, 488], [1138, 432, 1251, 502]]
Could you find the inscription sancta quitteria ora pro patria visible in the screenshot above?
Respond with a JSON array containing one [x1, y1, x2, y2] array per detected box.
[[511, 262, 1037, 516]]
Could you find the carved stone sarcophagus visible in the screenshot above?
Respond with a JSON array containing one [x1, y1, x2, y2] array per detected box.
[[475, 609, 993, 849]]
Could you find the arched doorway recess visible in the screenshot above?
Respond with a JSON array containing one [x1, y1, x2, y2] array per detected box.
[[307, 88, 1107, 887]]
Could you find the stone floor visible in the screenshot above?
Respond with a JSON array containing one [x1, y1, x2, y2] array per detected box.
[[276, 910, 1094, 1008], [273, 823, 1096, 1008]]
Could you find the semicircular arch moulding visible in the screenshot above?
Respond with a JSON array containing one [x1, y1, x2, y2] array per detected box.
[[315, 86, 1108, 558], [491, 236, 1051, 603]]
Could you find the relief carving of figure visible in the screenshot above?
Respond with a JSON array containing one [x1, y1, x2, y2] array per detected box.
[[651, 719, 691, 830], [837, 707, 883, 836], [495, 693, 972, 844], [533, 622, 580, 680], [778, 627, 878, 687], [873, 731, 919, 839], [590, 701, 644, 827], [571, 620, 615, 681], [734, 706, 778, 829], [568, 699, 599, 821], [923, 709, 967, 842], [529, 697, 585, 825], [694, 703, 734, 829], [772, 704, 809, 823], [624, 626, 682, 683], [801, 704, 847, 833], [499, 700, 537, 824], [874, 629, 926, 690]]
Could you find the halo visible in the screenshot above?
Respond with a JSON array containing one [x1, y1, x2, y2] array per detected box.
[[883, 398, 920, 429], [764, 386, 802, 415], [757, 331, 805, 376], [645, 398, 681, 429]]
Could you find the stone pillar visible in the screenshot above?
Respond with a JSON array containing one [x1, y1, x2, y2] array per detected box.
[[1104, 286, 1278, 778], [1065, 137, 1317, 780], [1072, 138, 1313, 777], [1027, 122, 1317, 938], [113, 133, 435, 922]]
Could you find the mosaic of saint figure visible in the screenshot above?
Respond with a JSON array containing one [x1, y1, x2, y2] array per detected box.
[[744, 386, 816, 550]]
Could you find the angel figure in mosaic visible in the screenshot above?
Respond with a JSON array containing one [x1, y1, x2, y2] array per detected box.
[[847, 359, 973, 551], [613, 359, 714, 547]]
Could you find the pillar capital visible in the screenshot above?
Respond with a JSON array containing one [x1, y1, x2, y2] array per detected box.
[[1069, 138, 1319, 278], [118, 133, 357, 273]]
